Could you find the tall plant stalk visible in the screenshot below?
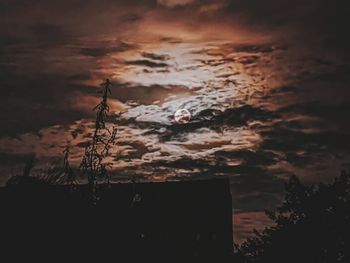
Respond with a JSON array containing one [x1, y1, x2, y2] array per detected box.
[[80, 79, 117, 198]]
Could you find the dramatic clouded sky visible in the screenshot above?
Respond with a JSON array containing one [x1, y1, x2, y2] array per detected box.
[[1, 0, 349, 242]]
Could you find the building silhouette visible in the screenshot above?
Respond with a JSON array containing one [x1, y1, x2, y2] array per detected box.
[[0, 178, 233, 263]]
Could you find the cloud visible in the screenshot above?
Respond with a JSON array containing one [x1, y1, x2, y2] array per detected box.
[[159, 105, 277, 141], [141, 52, 170, 61], [125, 59, 169, 68], [30, 23, 71, 48], [157, 0, 195, 7], [111, 82, 193, 105], [218, 0, 350, 53], [119, 13, 143, 23], [79, 41, 136, 57], [0, 72, 94, 136]]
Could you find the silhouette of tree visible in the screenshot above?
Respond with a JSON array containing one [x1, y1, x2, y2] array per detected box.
[[80, 79, 117, 199], [234, 170, 350, 263]]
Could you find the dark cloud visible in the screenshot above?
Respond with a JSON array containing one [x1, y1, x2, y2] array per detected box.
[[157, 0, 195, 7], [67, 73, 92, 81], [118, 140, 155, 159], [30, 23, 71, 48], [195, 58, 232, 67], [158, 36, 183, 43], [230, 43, 279, 53], [141, 52, 171, 61], [125, 59, 169, 68], [219, 0, 350, 53], [159, 106, 278, 141], [120, 13, 143, 23], [281, 101, 350, 129], [79, 41, 137, 57], [0, 72, 96, 136], [238, 55, 259, 65], [115, 117, 164, 132]]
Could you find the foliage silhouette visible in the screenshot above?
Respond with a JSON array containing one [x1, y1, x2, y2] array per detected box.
[[80, 79, 117, 198], [6, 79, 117, 191], [234, 170, 350, 263], [44, 145, 77, 185], [6, 147, 78, 186]]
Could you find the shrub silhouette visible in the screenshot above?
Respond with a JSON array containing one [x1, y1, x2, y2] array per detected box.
[[234, 170, 350, 263]]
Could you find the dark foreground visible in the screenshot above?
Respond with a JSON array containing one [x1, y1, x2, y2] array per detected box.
[[0, 178, 233, 263]]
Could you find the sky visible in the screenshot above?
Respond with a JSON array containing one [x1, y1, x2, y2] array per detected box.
[[0, 0, 350, 242]]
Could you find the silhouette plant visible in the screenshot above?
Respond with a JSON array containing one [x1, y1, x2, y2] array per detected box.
[[80, 79, 117, 198], [62, 145, 76, 186], [45, 145, 77, 185], [5, 79, 117, 191], [234, 170, 350, 263]]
